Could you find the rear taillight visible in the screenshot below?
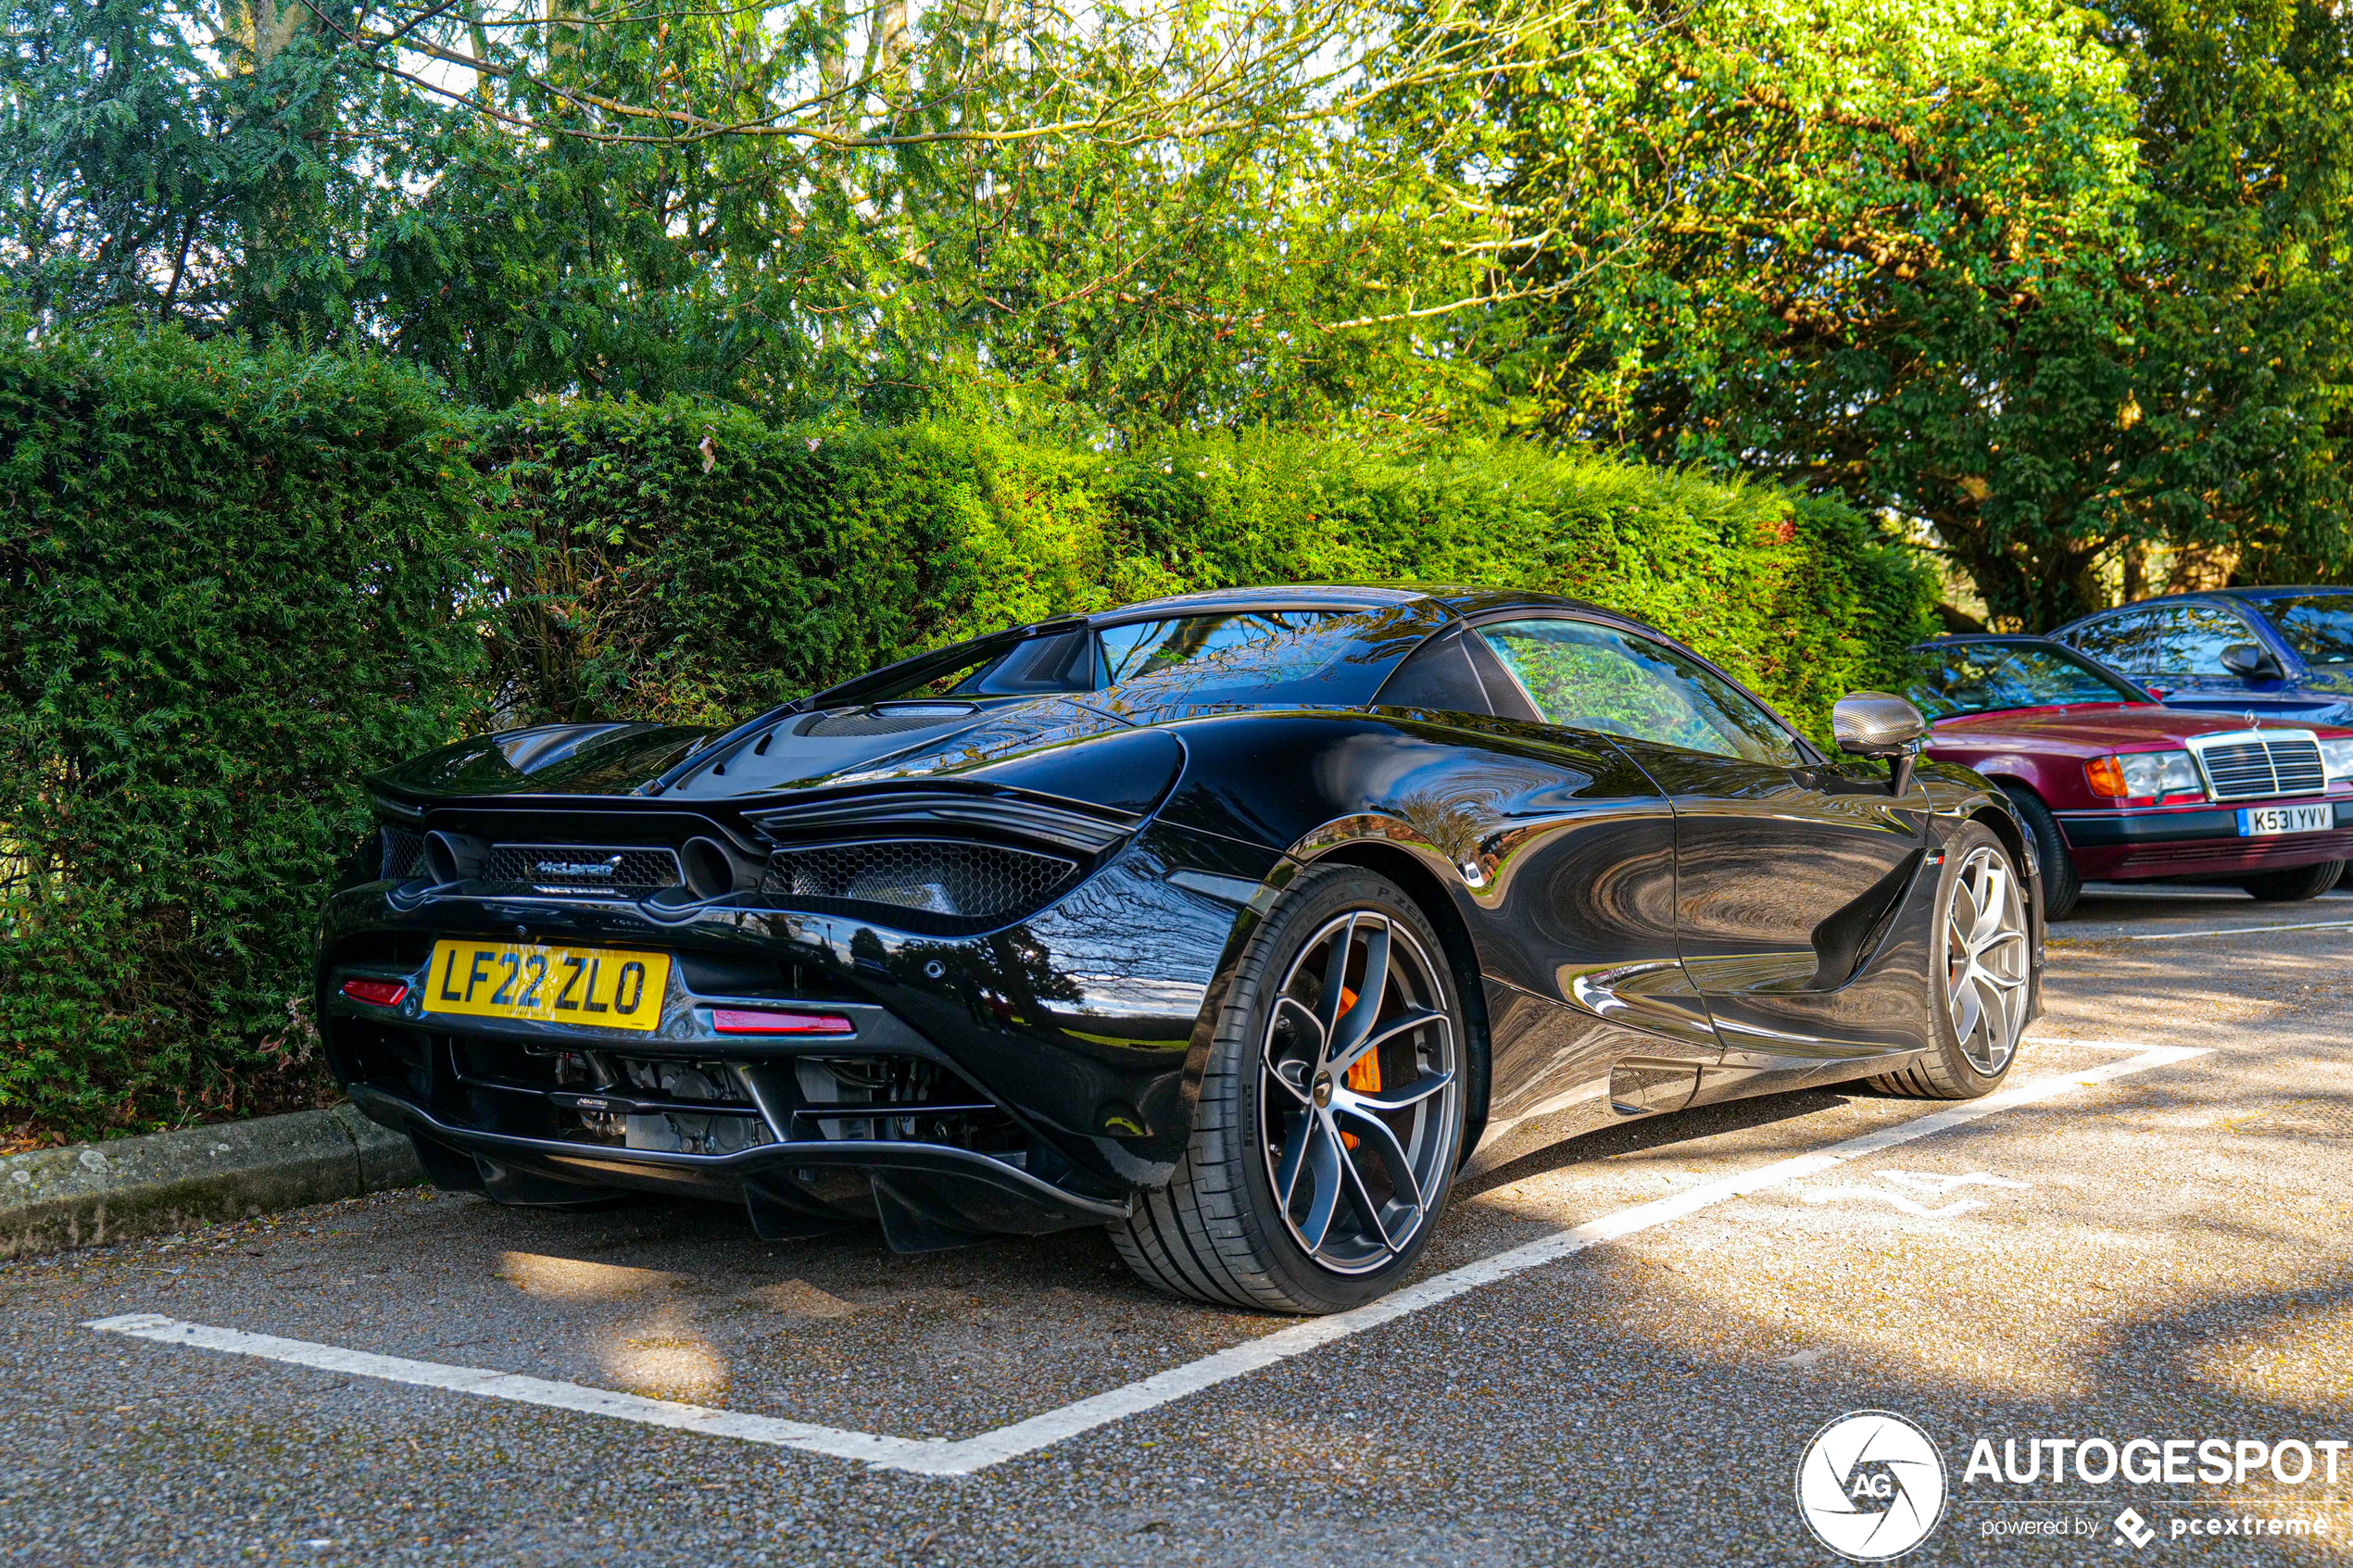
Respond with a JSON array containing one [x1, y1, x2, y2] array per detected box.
[[339, 978, 409, 1007]]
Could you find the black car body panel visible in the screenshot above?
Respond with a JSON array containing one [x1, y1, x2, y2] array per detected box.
[[320, 584, 2044, 1250]]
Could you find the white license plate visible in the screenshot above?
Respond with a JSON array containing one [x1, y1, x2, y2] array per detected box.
[[2236, 803, 2333, 836]]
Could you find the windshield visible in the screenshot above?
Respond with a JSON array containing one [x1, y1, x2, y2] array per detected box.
[[1905, 641, 2146, 718], [2257, 594, 2353, 668]]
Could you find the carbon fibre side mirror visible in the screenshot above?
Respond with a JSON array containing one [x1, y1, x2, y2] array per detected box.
[[1833, 692, 1928, 797], [1832, 693, 1929, 757]]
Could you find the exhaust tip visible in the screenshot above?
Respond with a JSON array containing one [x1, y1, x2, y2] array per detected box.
[[680, 835, 745, 901], [423, 829, 485, 884]]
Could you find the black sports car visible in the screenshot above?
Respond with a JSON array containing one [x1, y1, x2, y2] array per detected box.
[[321, 585, 2045, 1313]]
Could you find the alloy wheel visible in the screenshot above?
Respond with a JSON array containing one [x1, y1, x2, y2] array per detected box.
[[1942, 844, 2030, 1074], [1259, 910, 1460, 1275]]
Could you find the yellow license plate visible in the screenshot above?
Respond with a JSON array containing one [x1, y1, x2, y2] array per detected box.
[[421, 940, 671, 1033]]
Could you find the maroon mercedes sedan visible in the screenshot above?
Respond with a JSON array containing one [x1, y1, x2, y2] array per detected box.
[[1906, 635, 2353, 918]]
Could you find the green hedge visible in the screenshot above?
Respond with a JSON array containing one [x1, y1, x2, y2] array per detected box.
[[3, 345, 1935, 1141], [0, 330, 487, 1140], [472, 403, 1935, 741], [470, 408, 1129, 724]]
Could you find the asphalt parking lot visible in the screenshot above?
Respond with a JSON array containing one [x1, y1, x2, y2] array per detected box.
[[4, 884, 2350, 1567]]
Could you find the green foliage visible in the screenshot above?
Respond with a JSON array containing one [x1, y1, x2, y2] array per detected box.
[[0, 327, 486, 1139], [467, 403, 1156, 724], [1479, 0, 2145, 627], [4, 0, 2347, 626], [1101, 433, 1933, 736], [472, 402, 1935, 743], [0, 0, 462, 339], [2109, 0, 2353, 589]]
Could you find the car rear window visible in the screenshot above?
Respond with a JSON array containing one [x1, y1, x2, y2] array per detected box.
[[836, 607, 1427, 711], [2258, 595, 2353, 668], [1091, 608, 1423, 709]]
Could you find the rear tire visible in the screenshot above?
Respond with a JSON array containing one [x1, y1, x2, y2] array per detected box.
[[1109, 864, 1467, 1314], [1999, 784, 2079, 922], [2239, 859, 2344, 902], [1870, 822, 2030, 1100]]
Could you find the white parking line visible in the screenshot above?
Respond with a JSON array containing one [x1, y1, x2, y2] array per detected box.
[[1797, 1169, 2033, 1218], [1800, 1188, 1994, 1219], [2062, 918, 2353, 943], [87, 1040, 2203, 1477]]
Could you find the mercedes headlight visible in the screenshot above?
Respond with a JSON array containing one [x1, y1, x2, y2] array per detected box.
[[2086, 749, 2201, 799], [2322, 737, 2353, 782]]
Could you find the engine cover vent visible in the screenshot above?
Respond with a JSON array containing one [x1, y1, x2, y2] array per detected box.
[[799, 705, 978, 737]]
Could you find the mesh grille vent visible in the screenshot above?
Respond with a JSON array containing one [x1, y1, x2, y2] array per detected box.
[[2198, 738, 2326, 801], [766, 840, 1074, 921], [484, 845, 682, 894], [381, 827, 427, 880]]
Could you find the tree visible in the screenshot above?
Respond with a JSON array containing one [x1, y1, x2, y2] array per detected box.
[[1484, 0, 2353, 628], [2107, 0, 2353, 593], [0, 0, 1567, 434], [340, 0, 1571, 432], [0, 0, 457, 337]]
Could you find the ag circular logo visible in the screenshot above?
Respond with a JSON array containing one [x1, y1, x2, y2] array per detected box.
[[1795, 1410, 1947, 1561]]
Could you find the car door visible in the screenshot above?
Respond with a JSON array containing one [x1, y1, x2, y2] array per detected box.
[[1474, 619, 1937, 1074], [2245, 593, 2353, 722], [1370, 625, 1716, 1135], [2060, 602, 2295, 716]]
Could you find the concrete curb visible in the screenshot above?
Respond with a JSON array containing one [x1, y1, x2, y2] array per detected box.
[[0, 1104, 424, 1260]]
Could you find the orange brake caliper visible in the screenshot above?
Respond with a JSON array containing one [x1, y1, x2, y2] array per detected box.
[[1336, 985, 1380, 1147]]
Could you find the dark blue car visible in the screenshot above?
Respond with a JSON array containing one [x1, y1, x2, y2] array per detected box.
[[2048, 587, 2353, 727]]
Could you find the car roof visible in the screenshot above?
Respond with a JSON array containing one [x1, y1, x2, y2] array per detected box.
[[2214, 584, 2353, 600], [1092, 583, 1660, 635], [2059, 584, 2353, 622], [1914, 633, 2067, 646]]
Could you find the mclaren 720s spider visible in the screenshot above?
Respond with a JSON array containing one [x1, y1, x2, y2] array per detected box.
[[318, 584, 2045, 1313]]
